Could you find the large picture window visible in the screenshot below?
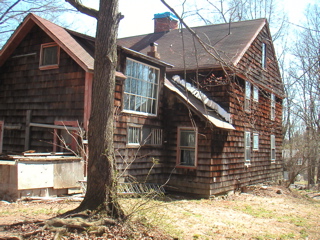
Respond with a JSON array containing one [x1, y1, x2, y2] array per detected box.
[[177, 127, 197, 167], [123, 58, 160, 115]]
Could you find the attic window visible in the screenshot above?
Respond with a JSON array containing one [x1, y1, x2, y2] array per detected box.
[[40, 42, 59, 70], [261, 43, 267, 69]]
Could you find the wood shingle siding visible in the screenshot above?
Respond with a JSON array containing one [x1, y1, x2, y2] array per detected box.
[[0, 25, 85, 153]]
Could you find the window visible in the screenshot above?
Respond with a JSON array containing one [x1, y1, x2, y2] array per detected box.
[[253, 85, 259, 102], [253, 133, 259, 150], [53, 121, 78, 152], [123, 58, 160, 115], [40, 43, 59, 69], [270, 93, 275, 120], [143, 127, 162, 145], [245, 81, 251, 111], [127, 125, 142, 146], [297, 159, 303, 165], [177, 127, 197, 167], [261, 42, 267, 69], [271, 134, 276, 162], [245, 131, 251, 163]]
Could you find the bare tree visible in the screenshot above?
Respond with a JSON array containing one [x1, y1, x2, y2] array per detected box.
[[285, 3, 320, 188], [0, 0, 75, 46], [65, 0, 124, 219]]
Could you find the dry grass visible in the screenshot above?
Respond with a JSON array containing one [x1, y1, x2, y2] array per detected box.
[[0, 185, 319, 239]]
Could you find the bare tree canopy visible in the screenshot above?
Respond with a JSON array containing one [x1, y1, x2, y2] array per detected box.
[[0, 0, 75, 46]]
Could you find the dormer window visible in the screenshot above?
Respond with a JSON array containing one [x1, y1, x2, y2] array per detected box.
[[261, 43, 267, 69], [40, 42, 59, 70]]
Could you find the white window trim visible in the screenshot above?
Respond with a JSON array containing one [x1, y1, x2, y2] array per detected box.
[[253, 132, 259, 151], [123, 58, 160, 116], [271, 134, 276, 163], [127, 124, 142, 147], [177, 127, 198, 168], [271, 93, 275, 120], [245, 81, 251, 112], [262, 42, 267, 69], [245, 131, 251, 164], [253, 85, 259, 102]]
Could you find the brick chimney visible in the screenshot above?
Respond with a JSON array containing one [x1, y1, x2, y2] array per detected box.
[[154, 12, 178, 33], [147, 42, 160, 59]]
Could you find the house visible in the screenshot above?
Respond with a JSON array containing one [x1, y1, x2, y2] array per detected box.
[[0, 12, 284, 198]]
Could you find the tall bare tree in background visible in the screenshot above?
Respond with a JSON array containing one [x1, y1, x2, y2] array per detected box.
[[285, 3, 320, 187], [65, 0, 124, 219], [183, 0, 288, 41], [0, 0, 75, 46]]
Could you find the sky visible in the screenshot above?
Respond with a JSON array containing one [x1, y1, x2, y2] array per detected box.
[[65, 0, 317, 39]]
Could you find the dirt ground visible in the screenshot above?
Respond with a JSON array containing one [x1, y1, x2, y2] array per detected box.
[[0, 185, 319, 239]]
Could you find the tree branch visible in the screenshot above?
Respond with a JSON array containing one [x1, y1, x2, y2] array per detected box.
[[65, 0, 98, 19]]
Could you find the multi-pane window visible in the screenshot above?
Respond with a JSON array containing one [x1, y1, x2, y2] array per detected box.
[[128, 125, 163, 146], [245, 131, 251, 163], [271, 93, 275, 120], [142, 127, 162, 145], [253, 85, 259, 102], [124, 58, 160, 115], [127, 125, 142, 146], [261, 42, 267, 69], [271, 134, 276, 162], [177, 127, 197, 167], [253, 133, 259, 150], [245, 81, 251, 111], [40, 43, 59, 69]]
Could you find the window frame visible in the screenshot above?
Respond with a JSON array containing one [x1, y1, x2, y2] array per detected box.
[[123, 58, 160, 116], [127, 124, 142, 147], [253, 85, 259, 102], [244, 131, 251, 164], [39, 42, 60, 70], [253, 132, 259, 151], [245, 81, 251, 112], [176, 127, 198, 168], [270, 93, 276, 120], [261, 42, 267, 69], [271, 134, 276, 163]]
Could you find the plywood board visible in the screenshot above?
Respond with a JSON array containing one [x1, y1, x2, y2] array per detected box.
[[17, 162, 54, 189]]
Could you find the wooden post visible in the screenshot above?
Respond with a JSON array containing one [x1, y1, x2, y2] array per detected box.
[[24, 110, 32, 151]]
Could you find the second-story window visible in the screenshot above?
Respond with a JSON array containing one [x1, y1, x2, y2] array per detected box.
[[271, 93, 275, 120], [123, 58, 160, 115], [261, 42, 267, 69], [253, 85, 259, 102], [40, 42, 59, 70], [245, 81, 251, 111]]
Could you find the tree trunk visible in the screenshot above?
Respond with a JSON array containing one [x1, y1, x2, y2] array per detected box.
[[75, 0, 124, 219]]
